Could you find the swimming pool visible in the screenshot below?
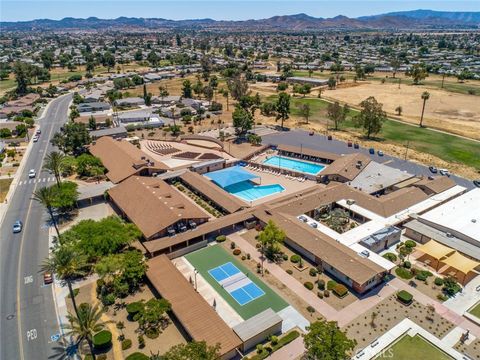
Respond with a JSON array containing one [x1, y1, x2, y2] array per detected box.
[[224, 181, 285, 202], [263, 155, 325, 175]]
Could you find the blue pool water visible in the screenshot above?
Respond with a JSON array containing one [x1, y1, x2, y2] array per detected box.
[[224, 181, 285, 202], [263, 155, 325, 175]]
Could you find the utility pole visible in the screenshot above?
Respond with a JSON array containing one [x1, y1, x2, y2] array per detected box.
[[404, 141, 410, 161]]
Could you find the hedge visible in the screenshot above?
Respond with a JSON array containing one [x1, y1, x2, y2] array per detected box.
[[304, 282, 314, 290], [434, 277, 444, 286], [126, 301, 144, 317], [404, 240, 417, 248], [333, 284, 349, 298], [383, 253, 397, 262], [248, 331, 300, 360], [397, 290, 413, 305], [290, 254, 301, 263], [415, 270, 433, 281], [121, 339, 132, 350], [216, 235, 226, 242], [395, 267, 413, 280], [92, 330, 112, 349], [125, 353, 150, 360], [327, 280, 337, 290], [286, 269, 293, 275], [309, 268, 318, 277]]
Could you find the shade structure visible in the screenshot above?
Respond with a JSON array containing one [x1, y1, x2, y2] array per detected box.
[[442, 252, 480, 275], [205, 166, 260, 189], [416, 240, 455, 260]]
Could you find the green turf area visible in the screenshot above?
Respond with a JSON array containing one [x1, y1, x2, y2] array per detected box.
[[0, 178, 13, 202], [468, 302, 480, 319], [184, 245, 288, 320], [378, 334, 453, 360], [264, 95, 480, 169], [0, 78, 16, 93]]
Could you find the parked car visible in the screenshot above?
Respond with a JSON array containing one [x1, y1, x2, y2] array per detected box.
[[12, 220, 23, 233], [347, 141, 352, 147], [473, 180, 480, 188], [188, 220, 197, 229], [369, 148, 375, 154], [353, 143, 359, 149], [43, 271, 53, 285], [429, 166, 438, 173], [298, 215, 308, 222], [36, 128, 41, 135], [439, 169, 450, 176], [28, 169, 36, 178], [309, 131, 314, 136], [377, 150, 384, 156], [32, 136, 39, 143]]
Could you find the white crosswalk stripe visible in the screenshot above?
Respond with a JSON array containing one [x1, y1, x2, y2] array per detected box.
[[18, 177, 56, 186]]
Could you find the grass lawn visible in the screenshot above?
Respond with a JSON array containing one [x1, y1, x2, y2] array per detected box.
[[379, 334, 453, 360], [468, 301, 480, 319], [264, 94, 480, 169], [184, 245, 288, 320], [0, 78, 16, 93], [0, 178, 13, 202]]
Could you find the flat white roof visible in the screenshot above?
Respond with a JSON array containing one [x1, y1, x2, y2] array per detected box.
[[420, 188, 480, 242]]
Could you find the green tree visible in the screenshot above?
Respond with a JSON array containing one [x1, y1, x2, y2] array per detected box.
[[227, 75, 249, 101], [32, 186, 61, 237], [193, 79, 204, 99], [75, 154, 104, 177], [232, 106, 253, 137], [64, 303, 110, 360], [327, 101, 348, 130], [419, 91, 430, 127], [406, 64, 428, 85], [41, 244, 88, 319], [304, 320, 356, 360], [299, 103, 311, 124], [13, 62, 31, 95], [275, 92, 291, 129], [134, 298, 171, 331], [43, 151, 66, 187], [181, 80, 193, 98], [162, 341, 221, 360], [327, 76, 336, 90], [354, 96, 387, 139], [88, 116, 97, 130], [147, 51, 159, 67], [158, 85, 169, 100], [102, 51, 116, 73], [390, 58, 401, 78], [257, 220, 285, 272], [134, 49, 143, 61], [51, 122, 91, 155], [49, 181, 79, 211]]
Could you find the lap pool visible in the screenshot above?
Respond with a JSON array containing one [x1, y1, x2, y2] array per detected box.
[[263, 155, 325, 175], [224, 181, 285, 202]]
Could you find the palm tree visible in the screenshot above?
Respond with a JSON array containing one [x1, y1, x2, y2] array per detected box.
[[420, 91, 430, 127], [43, 151, 65, 187], [32, 186, 60, 237], [41, 245, 88, 320], [64, 303, 110, 360]]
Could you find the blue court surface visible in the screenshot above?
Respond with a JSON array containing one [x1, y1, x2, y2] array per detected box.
[[208, 262, 265, 305], [230, 283, 266, 306]]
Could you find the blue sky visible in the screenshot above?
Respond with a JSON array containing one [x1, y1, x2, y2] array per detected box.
[[1, 1, 478, 22]]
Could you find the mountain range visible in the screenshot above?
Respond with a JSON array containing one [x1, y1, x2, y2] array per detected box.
[[1, 10, 479, 31]]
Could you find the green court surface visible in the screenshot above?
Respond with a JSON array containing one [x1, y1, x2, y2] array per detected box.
[[185, 245, 288, 320], [378, 334, 453, 360], [468, 301, 480, 319]]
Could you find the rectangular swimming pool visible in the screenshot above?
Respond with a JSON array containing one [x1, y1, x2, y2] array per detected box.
[[224, 181, 285, 202], [263, 155, 325, 175]]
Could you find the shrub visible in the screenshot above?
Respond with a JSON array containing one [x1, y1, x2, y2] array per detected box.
[[126, 301, 144, 317], [282, 254, 288, 261], [101, 293, 116, 306], [126, 353, 149, 360], [395, 267, 413, 280], [309, 268, 318, 277], [247, 253, 251, 260], [304, 282, 314, 290], [230, 241, 236, 249], [286, 269, 293, 275], [137, 335, 145, 349], [233, 249, 241, 256], [437, 294, 448, 301], [404, 240, 417, 248], [306, 306, 315, 314], [145, 328, 159, 339], [241, 255, 246, 260], [434, 277, 444, 286], [415, 270, 433, 281], [383, 253, 397, 262], [93, 330, 112, 350], [324, 290, 330, 297], [256, 344, 263, 354], [122, 339, 132, 350], [327, 280, 337, 290], [403, 261, 411, 269], [317, 291, 324, 299], [317, 279, 325, 290], [216, 235, 226, 242], [333, 284, 349, 298], [270, 335, 278, 346], [290, 254, 301, 263], [397, 290, 413, 305]]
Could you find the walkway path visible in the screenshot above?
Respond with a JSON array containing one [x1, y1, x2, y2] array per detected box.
[[267, 337, 304, 360]]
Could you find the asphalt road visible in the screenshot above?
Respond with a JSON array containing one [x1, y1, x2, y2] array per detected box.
[[0, 93, 72, 360], [262, 129, 475, 190]]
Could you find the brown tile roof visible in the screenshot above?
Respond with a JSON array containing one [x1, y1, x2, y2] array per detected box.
[[179, 171, 246, 214], [108, 176, 209, 239], [147, 255, 242, 356], [89, 137, 167, 183], [320, 153, 371, 181], [413, 176, 456, 194], [76, 114, 111, 124], [277, 144, 340, 161], [253, 208, 384, 285]]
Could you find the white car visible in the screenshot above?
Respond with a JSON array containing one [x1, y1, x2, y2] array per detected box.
[[28, 169, 36, 178], [439, 169, 450, 176], [32, 136, 39, 143]]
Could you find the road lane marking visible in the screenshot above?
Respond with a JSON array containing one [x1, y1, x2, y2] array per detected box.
[[26, 329, 37, 341], [24, 276, 33, 285]]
